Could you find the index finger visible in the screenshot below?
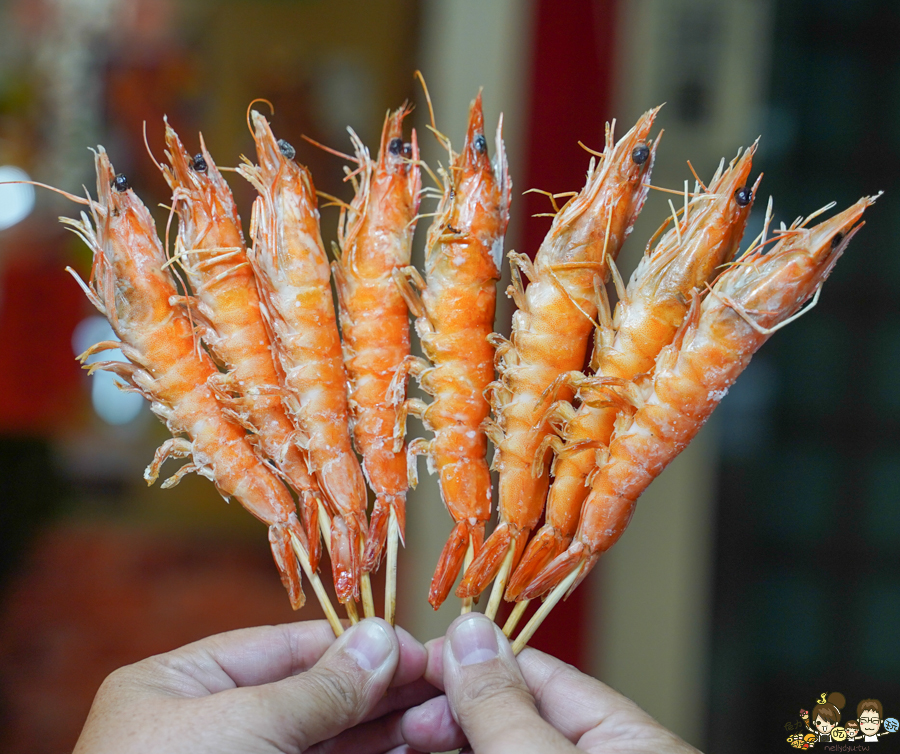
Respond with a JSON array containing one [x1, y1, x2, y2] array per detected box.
[[143, 620, 340, 696]]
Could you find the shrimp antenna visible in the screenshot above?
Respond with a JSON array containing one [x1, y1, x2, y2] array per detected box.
[[648, 184, 700, 198], [577, 141, 605, 158], [414, 70, 452, 151], [142, 121, 165, 174], [1, 180, 91, 206], [685, 161, 709, 193], [301, 134, 358, 163], [246, 98, 275, 138]]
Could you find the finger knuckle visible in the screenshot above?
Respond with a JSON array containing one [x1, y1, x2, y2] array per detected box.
[[302, 667, 362, 720], [461, 671, 533, 711]]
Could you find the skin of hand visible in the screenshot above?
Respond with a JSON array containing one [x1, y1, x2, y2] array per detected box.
[[400, 612, 702, 754], [72, 618, 437, 754]]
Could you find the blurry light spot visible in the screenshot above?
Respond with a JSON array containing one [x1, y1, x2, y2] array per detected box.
[[0, 166, 36, 231], [72, 316, 143, 425]]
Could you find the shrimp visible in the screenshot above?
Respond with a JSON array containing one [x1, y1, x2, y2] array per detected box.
[[238, 111, 368, 605], [506, 144, 760, 599], [518, 196, 877, 608], [457, 107, 661, 607], [331, 106, 421, 574], [159, 122, 325, 572], [393, 92, 510, 609], [63, 147, 311, 610]]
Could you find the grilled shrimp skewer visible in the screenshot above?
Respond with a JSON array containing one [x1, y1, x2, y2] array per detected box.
[[64, 148, 341, 634], [239, 112, 371, 611], [512, 196, 877, 652], [159, 122, 325, 572], [505, 145, 760, 612], [458, 107, 661, 618], [333, 106, 421, 623], [394, 92, 510, 609]]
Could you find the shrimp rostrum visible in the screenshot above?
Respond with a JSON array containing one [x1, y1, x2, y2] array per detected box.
[[64, 148, 310, 609], [520, 195, 877, 605]]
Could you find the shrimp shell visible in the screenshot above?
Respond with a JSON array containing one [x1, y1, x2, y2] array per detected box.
[[160, 123, 325, 571], [506, 143, 759, 599], [396, 93, 510, 608], [332, 106, 421, 571], [239, 112, 367, 604], [521, 196, 877, 601], [65, 147, 309, 609], [457, 106, 661, 600]]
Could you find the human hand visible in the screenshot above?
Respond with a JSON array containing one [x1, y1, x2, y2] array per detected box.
[[73, 618, 435, 754], [402, 612, 701, 753]]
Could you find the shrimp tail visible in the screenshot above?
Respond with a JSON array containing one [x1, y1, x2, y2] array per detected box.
[[518, 540, 597, 602], [330, 514, 361, 604], [298, 491, 321, 572], [363, 493, 406, 571], [455, 522, 527, 599], [504, 524, 571, 601], [429, 518, 485, 609], [268, 515, 308, 610]]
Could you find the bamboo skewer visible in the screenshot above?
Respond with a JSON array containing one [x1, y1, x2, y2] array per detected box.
[[502, 599, 528, 636], [384, 508, 400, 625], [290, 533, 344, 637], [511, 568, 580, 654], [484, 541, 517, 621], [361, 555, 376, 618], [460, 538, 476, 615]]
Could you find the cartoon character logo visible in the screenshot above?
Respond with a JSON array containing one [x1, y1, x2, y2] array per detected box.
[[787, 694, 897, 747], [857, 699, 899, 742]]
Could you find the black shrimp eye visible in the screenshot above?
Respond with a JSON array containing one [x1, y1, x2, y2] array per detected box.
[[401, 142, 413, 159], [734, 187, 753, 206], [277, 139, 296, 160], [191, 153, 208, 172], [112, 173, 130, 192], [388, 137, 404, 156], [831, 232, 844, 249], [473, 133, 487, 155], [631, 143, 650, 165]]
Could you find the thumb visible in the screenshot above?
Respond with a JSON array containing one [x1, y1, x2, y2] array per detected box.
[[442, 613, 575, 753], [254, 618, 400, 750]]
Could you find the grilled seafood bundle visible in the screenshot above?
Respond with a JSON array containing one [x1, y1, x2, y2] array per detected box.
[[50, 83, 877, 647]]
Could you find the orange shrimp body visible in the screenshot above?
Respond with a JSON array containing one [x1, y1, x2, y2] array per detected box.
[[332, 107, 421, 571], [239, 112, 367, 604], [398, 94, 510, 608], [506, 145, 758, 599], [521, 197, 876, 601], [161, 123, 324, 571], [66, 148, 308, 609], [458, 107, 661, 600]]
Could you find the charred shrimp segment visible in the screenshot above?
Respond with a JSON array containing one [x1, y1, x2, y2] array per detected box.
[[506, 143, 760, 600], [65, 147, 309, 610], [332, 106, 421, 575], [160, 122, 325, 573], [457, 106, 661, 605], [399, 92, 510, 609], [239, 112, 368, 605], [520, 196, 877, 605]]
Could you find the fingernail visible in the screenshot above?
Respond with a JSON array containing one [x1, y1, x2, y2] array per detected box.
[[449, 614, 499, 666], [345, 620, 393, 671]]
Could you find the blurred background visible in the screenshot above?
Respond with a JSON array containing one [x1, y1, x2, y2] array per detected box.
[[0, 0, 896, 751]]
